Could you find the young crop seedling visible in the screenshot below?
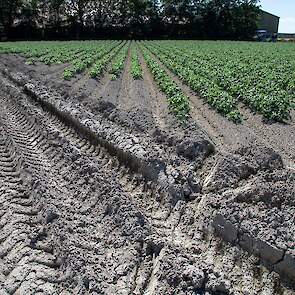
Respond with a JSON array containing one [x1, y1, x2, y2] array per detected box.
[[143, 40, 294, 122], [131, 44, 143, 80], [89, 42, 127, 79], [108, 42, 130, 80], [140, 45, 190, 119]]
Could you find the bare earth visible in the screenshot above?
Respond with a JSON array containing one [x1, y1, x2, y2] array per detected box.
[[0, 53, 294, 294]]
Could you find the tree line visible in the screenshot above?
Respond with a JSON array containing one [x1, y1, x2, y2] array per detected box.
[[0, 0, 260, 40]]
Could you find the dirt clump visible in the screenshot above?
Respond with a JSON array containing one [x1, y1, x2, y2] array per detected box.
[[0, 58, 295, 294]]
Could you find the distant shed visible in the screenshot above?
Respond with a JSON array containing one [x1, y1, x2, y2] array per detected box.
[[258, 10, 280, 34]]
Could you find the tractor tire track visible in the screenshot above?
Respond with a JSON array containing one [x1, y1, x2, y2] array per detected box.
[[0, 80, 156, 294], [0, 69, 294, 295], [0, 123, 63, 294]]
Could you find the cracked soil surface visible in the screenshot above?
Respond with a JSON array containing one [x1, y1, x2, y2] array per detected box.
[[0, 53, 294, 294]]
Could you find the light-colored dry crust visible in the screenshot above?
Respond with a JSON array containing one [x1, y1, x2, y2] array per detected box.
[[0, 55, 294, 294]]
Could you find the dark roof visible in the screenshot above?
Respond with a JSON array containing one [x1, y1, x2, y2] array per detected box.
[[260, 10, 280, 19]]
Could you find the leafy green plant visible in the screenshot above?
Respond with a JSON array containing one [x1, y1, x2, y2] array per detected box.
[[88, 42, 128, 79], [1, 39, 294, 122], [141, 46, 190, 119], [109, 42, 130, 79], [60, 41, 121, 80], [143, 40, 294, 122], [143, 42, 241, 122], [131, 44, 143, 80], [63, 69, 74, 80], [110, 74, 117, 81]]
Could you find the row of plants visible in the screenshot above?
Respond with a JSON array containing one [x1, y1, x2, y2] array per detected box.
[[143, 41, 242, 122], [147, 41, 294, 122], [62, 41, 122, 80], [0, 40, 123, 80], [0, 41, 55, 56], [1, 40, 293, 122], [172, 42, 293, 121], [26, 42, 92, 65], [140, 45, 190, 119], [89, 41, 128, 79], [36, 47, 85, 65], [109, 42, 130, 80], [130, 44, 143, 80], [0, 41, 95, 64]]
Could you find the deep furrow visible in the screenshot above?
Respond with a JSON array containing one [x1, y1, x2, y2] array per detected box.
[[0, 79, 159, 293], [0, 101, 66, 293]]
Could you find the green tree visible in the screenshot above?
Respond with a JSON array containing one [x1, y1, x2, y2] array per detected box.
[[201, 0, 260, 39], [50, 0, 66, 28], [0, 0, 23, 35], [160, 0, 200, 36], [65, 0, 92, 37]]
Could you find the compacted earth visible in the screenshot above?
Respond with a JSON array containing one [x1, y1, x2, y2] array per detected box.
[[0, 53, 294, 295]]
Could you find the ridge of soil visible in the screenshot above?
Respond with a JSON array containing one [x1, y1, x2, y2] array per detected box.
[[0, 53, 294, 294]]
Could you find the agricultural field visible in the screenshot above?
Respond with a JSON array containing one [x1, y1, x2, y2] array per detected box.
[[0, 40, 294, 294], [1, 40, 294, 121]]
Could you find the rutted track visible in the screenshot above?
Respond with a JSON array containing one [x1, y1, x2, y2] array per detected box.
[[0, 72, 194, 294], [0, 78, 154, 293], [0, 97, 65, 293], [0, 69, 295, 294]]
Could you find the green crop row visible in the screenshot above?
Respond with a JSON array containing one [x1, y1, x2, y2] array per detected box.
[[140, 45, 190, 119], [1, 40, 294, 122], [169, 42, 292, 121], [143, 42, 242, 122], [109, 42, 130, 80], [130, 44, 143, 80], [144, 40, 294, 122], [89, 41, 128, 79], [0, 40, 123, 80], [0, 40, 98, 64], [62, 41, 121, 80]]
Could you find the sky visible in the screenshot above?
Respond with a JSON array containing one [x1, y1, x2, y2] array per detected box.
[[259, 0, 295, 33]]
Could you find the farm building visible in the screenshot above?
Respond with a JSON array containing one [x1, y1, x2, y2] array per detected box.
[[258, 10, 280, 34]]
